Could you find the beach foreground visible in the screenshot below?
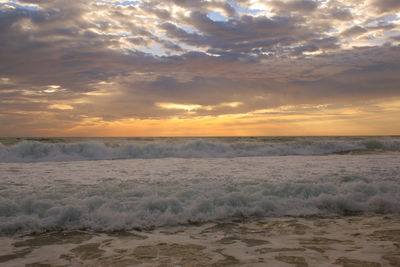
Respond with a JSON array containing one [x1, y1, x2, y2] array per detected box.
[[1, 214, 399, 266]]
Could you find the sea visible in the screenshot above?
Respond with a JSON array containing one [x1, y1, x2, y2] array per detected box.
[[1, 136, 400, 235]]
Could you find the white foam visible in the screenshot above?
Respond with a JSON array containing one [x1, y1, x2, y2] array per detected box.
[[1, 139, 399, 162], [0, 154, 399, 234]]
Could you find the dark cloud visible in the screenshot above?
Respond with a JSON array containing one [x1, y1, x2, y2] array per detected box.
[[268, 0, 318, 13], [291, 44, 318, 55], [187, 11, 305, 41], [56, 45, 399, 120], [341, 26, 368, 37], [140, 3, 171, 20], [370, 0, 400, 14], [310, 37, 340, 50], [328, 8, 353, 21], [162, 11, 316, 55]]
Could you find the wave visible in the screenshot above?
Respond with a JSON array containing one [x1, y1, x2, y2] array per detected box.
[[1, 153, 399, 234], [1, 139, 400, 162], [1, 172, 399, 234]]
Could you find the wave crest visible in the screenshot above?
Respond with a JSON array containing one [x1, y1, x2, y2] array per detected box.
[[1, 139, 399, 162]]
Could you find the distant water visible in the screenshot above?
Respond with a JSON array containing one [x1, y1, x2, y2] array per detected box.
[[0, 137, 399, 234], [1, 136, 399, 162]]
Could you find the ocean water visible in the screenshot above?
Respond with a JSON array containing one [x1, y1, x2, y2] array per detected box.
[[1, 136, 400, 162], [0, 136, 399, 235]]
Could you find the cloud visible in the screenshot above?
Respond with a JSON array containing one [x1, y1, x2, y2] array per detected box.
[[328, 8, 353, 21], [0, 0, 399, 135], [268, 0, 318, 14], [162, 11, 316, 55], [369, 0, 400, 14], [49, 104, 74, 110], [341, 26, 368, 37]]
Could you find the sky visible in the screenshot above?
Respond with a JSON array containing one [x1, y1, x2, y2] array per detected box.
[[0, 0, 399, 137]]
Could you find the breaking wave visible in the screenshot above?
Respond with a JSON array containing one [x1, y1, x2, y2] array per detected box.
[[1, 171, 399, 235], [1, 151, 399, 234], [0, 139, 399, 162]]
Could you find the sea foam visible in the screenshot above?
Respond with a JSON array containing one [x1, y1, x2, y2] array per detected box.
[[0, 155, 399, 234], [1, 139, 399, 162]]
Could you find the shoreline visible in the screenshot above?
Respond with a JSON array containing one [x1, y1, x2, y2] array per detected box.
[[1, 214, 399, 266]]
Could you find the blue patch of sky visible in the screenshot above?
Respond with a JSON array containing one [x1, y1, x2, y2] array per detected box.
[[229, 0, 263, 15], [383, 30, 400, 38], [0, 1, 39, 11], [207, 11, 227, 22], [327, 29, 339, 33], [140, 44, 167, 57], [113, 1, 139, 6], [382, 14, 398, 23], [117, 32, 131, 37], [181, 25, 198, 34], [366, 14, 398, 27]]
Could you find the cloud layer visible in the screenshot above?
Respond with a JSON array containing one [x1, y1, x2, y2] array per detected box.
[[0, 0, 399, 136]]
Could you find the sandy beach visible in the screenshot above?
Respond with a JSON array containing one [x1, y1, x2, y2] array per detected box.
[[1, 214, 399, 266]]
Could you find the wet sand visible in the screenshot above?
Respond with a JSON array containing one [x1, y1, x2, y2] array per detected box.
[[1, 214, 400, 266]]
